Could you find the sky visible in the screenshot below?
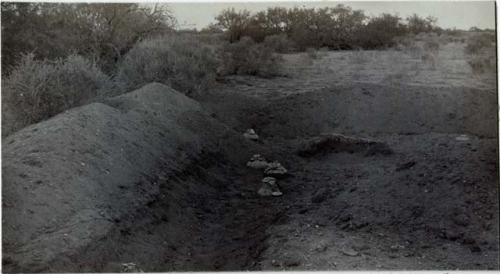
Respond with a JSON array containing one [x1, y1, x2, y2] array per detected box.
[[166, 1, 496, 30]]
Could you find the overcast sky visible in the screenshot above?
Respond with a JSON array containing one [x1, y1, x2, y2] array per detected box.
[[166, 1, 495, 30]]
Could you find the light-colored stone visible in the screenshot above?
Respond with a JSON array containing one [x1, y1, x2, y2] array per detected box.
[[243, 129, 259, 140], [121, 262, 144, 273], [247, 154, 270, 169], [258, 183, 274, 196], [264, 161, 288, 177], [455, 134, 470, 141], [262, 176, 277, 185], [247, 160, 270, 169]]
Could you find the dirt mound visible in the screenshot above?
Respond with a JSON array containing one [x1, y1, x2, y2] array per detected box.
[[2, 83, 263, 272], [296, 133, 393, 157]]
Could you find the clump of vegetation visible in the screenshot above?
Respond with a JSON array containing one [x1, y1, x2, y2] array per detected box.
[[214, 5, 440, 51], [263, 34, 295, 53], [116, 35, 219, 96], [464, 33, 496, 75], [1, 3, 175, 74], [464, 32, 495, 55], [218, 36, 283, 77], [2, 53, 113, 136]]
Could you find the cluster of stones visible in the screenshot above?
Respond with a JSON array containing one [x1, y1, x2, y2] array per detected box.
[[246, 153, 288, 197]]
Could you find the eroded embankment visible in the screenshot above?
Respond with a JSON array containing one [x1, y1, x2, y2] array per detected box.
[[2, 83, 269, 272]]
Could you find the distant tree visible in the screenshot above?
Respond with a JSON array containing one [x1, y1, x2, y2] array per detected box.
[[214, 8, 251, 42], [359, 13, 406, 48], [406, 14, 437, 34]]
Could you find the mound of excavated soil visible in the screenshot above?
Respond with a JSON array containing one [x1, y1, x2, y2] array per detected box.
[[2, 83, 265, 272]]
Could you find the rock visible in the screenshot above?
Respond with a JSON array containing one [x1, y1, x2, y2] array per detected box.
[[272, 190, 283, 197], [247, 154, 270, 169], [243, 129, 259, 141], [121, 263, 143, 273], [264, 161, 288, 177], [455, 134, 470, 141], [262, 176, 277, 185], [247, 160, 269, 169], [341, 248, 359, 257], [259, 177, 283, 197], [258, 184, 274, 196]]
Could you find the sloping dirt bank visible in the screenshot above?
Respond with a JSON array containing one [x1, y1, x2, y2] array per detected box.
[[2, 83, 275, 272]]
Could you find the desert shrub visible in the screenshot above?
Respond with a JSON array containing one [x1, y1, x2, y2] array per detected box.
[[263, 34, 295, 53], [465, 32, 495, 55], [1, 3, 175, 75], [2, 53, 112, 136], [423, 39, 440, 53], [467, 54, 496, 74], [463, 32, 495, 74], [116, 35, 219, 95], [306, 47, 319, 59], [218, 36, 283, 77], [359, 14, 407, 49]]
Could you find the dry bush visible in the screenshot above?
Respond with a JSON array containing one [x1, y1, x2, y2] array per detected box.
[[467, 55, 496, 74], [263, 34, 295, 53], [116, 35, 219, 95], [465, 32, 495, 55], [464, 32, 496, 75], [421, 52, 438, 70], [2, 53, 112, 136], [2, 3, 175, 75], [218, 36, 283, 77], [306, 48, 319, 59], [423, 39, 440, 54]]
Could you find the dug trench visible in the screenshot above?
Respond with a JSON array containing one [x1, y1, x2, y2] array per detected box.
[[2, 79, 499, 271]]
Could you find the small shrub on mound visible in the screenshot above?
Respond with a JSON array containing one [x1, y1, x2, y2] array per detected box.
[[218, 36, 283, 77], [2, 53, 112, 136], [116, 35, 219, 95]]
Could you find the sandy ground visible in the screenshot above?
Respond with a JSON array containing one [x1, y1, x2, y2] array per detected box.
[[2, 42, 498, 271]]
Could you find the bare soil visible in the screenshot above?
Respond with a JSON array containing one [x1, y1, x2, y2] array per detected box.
[[2, 48, 499, 272]]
